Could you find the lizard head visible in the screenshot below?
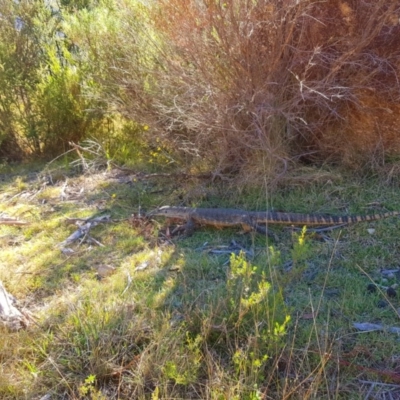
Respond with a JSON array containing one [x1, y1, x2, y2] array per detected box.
[[147, 206, 185, 218]]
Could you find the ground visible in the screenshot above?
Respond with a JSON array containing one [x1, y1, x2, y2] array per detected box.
[[1, 162, 400, 399]]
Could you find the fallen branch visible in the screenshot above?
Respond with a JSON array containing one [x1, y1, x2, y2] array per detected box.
[[59, 214, 111, 248], [0, 214, 29, 226], [0, 281, 31, 330], [353, 322, 400, 335]]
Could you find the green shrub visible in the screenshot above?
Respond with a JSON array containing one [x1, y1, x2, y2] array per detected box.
[[0, 0, 109, 160]]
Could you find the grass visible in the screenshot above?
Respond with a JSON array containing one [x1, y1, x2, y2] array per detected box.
[[1, 161, 400, 399]]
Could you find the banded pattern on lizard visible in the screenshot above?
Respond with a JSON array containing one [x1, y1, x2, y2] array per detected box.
[[148, 206, 400, 235]]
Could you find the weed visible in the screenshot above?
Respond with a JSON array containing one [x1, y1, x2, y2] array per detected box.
[[78, 374, 107, 400], [163, 332, 202, 385]]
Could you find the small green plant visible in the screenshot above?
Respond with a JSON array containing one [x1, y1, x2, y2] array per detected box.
[[78, 374, 107, 400], [163, 331, 203, 385], [277, 225, 315, 289], [224, 252, 290, 396], [228, 252, 290, 337], [151, 386, 160, 400], [291, 225, 313, 266], [78, 374, 96, 396]]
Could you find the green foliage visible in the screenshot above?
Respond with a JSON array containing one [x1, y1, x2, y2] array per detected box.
[[0, 0, 43, 159], [227, 251, 290, 347], [36, 40, 104, 155], [59, 0, 161, 165], [78, 374, 96, 396], [61, 0, 98, 11], [79, 374, 107, 399], [291, 225, 313, 266], [171, 251, 287, 398], [180, 251, 291, 397], [0, 0, 110, 160], [100, 120, 151, 167], [163, 332, 202, 385]]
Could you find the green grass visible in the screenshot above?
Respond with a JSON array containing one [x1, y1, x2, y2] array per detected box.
[[1, 161, 400, 399]]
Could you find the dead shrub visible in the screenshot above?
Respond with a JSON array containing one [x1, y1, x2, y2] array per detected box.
[[294, 0, 400, 167], [107, 0, 400, 182]]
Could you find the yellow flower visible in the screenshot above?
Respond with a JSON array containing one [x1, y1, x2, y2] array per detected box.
[[143, 125, 149, 131]]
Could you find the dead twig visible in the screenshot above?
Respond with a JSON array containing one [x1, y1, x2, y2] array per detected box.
[[0, 214, 30, 226], [59, 214, 111, 248]]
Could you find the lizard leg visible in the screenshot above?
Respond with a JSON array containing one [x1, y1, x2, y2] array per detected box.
[[171, 218, 196, 236], [183, 219, 196, 236], [254, 224, 277, 240], [242, 220, 276, 240]]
